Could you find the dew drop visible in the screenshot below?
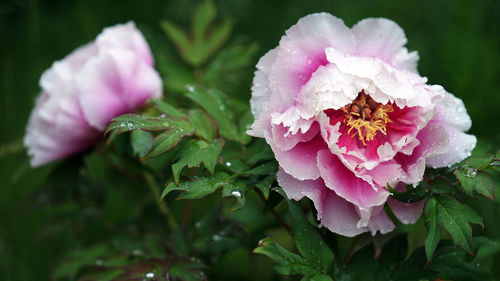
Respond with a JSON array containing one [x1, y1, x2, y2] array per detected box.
[[231, 190, 242, 197], [225, 162, 232, 167], [145, 272, 155, 278], [461, 166, 477, 178]]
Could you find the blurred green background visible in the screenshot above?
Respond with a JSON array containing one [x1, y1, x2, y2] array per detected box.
[[1, 0, 499, 280]]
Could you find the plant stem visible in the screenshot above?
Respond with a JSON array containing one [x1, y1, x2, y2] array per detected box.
[[254, 186, 292, 232], [143, 170, 180, 231]]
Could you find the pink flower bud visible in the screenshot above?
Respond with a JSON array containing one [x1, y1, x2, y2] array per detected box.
[[24, 22, 162, 167]]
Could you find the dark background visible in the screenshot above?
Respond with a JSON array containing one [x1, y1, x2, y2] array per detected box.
[[1, 0, 499, 280]]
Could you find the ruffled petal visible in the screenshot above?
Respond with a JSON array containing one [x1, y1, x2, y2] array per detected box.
[[24, 92, 99, 167], [77, 49, 162, 131], [278, 169, 368, 237], [39, 43, 98, 97], [317, 149, 389, 210], [367, 208, 396, 235], [268, 134, 326, 180], [271, 121, 319, 151], [325, 48, 444, 108], [388, 197, 425, 224], [426, 92, 476, 168], [96, 21, 154, 66], [250, 49, 277, 122], [351, 18, 419, 72], [270, 13, 356, 110]]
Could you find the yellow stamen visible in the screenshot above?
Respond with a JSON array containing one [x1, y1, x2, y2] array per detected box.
[[343, 93, 393, 145]]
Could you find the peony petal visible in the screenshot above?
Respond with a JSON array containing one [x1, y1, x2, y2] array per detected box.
[[277, 168, 323, 201], [278, 169, 368, 237], [270, 13, 356, 110], [250, 48, 277, 122], [426, 92, 476, 168], [77, 49, 162, 131], [268, 134, 326, 180], [388, 197, 425, 224], [24, 93, 99, 167], [96, 21, 154, 66], [317, 149, 389, 210], [297, 64, 360, 119], [367, 208, 396, 235], [271, 121, 319, 151], [39, 43, 98, 97], [394, 121, 449, 185], [325, 47, 444, 108], [351, 18, 419, 72]]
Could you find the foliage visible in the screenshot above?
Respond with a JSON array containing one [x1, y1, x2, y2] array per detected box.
[[1, 1, 500, 281]]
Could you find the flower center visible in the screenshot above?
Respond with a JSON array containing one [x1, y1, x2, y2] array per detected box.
[[342, 91, 393, 145]]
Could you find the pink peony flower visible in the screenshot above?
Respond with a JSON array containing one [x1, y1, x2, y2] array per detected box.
[[24, 22, 162, 167], [248, 13, 476, 236]]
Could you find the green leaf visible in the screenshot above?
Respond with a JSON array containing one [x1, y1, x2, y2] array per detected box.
[[186, 86, 240, 141], [288, 201, 334, 272], [188, 109, 217, 142], [341, 243, 391, 281], [464, 156, 495, 170], [223, 158, 249, 173], [52, 244, 115, 280], [387, 182, 427, 203], [161, 1, 232, 66], [161, 173, 229, 200], [238, 110, 254, 145], [255, 174, 275, 199], [203, 41, 259, 86], [106, 114, 170, 135], [454, 168, 495, 200], [160, 20, 192, 61], [172, 138, 224, 184], [145, 130, 190, 159], [428, 176, 457, 194], [192, 0, 216, 43], [303, 274, 333, 281], [130, 130, 153, 158], [244, 161, 278, 176], [253, 238, 319, 276], [424, 195, 483, 259], [424, 197, 441, 261], [156, 51, 195, 93], [263, 189, 284, 213], [199, 20, 232, 65], [246, 139, 274, 164], [474, 237, 500, 261], [168, 259, 206, 281], [222, 179, 246, 211], [151, 99, 186, 117], [428, 244, 494, 281]]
